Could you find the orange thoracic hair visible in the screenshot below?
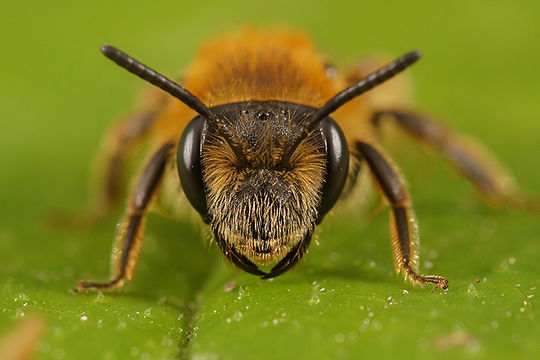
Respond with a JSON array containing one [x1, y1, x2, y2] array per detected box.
[[152, 29, 365, 144], [185, 29, 339, 106]]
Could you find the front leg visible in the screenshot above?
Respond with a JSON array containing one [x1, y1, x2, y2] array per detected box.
[[75, 142, 173, 292], [355, 141, 448, 291]]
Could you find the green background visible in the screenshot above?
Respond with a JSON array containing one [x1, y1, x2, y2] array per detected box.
[[1, 1, 539, 359]]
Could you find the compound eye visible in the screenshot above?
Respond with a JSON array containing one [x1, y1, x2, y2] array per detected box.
[[317, 117, 349, 224], [177, 116, 210, 223]]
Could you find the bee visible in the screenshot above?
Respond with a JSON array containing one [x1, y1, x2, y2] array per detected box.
[[74, 29, 532, 293]]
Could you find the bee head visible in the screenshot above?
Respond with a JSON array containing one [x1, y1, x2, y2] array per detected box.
[[177, 101, 349, 277]]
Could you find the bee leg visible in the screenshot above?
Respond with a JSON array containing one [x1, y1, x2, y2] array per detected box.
[[74, 142, 173, 292], [372, 110, 538, 210], [92, 89, 170, 217], [354, 141, 448, 291], [97, 108, 163, 215]]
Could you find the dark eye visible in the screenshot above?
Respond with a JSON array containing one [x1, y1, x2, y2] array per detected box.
[[177, 116, 210, 223], [316, 117, 349, 223]]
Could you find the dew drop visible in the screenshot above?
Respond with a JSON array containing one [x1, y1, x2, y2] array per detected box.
[[233, 311, 243, 322], [143, 308, 152, 318], [308, 293, 320, 305], [334, 333, 345, 343]]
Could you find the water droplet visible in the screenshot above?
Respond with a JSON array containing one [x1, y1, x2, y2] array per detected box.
[[308, 293, 320, 305], [360, 318, 370, 330], [233, 311, 243, 322], [334, 333, 345, 343], [467, 283, 478, 296], [372, 320, 382, 330], [80, 313, 88, 321], [144, 308, 152, 318]]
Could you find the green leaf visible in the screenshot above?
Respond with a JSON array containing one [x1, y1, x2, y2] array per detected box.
[[1, 1, 539, 359]]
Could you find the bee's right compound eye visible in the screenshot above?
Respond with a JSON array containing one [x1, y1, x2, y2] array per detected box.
[[177, 116, 210, 223], [317, 117, 349, 224]]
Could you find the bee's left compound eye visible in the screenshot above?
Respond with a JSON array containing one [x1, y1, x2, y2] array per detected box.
[[317, 118, 349, 223], [177, 116, 210, 223]]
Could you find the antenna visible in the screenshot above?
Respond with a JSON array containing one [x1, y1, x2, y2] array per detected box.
[[281, 50, 422, 166], [100, 45, 247, 164]]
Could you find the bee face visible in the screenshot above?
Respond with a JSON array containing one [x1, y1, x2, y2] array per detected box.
[[177, 101, 349, 276]]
